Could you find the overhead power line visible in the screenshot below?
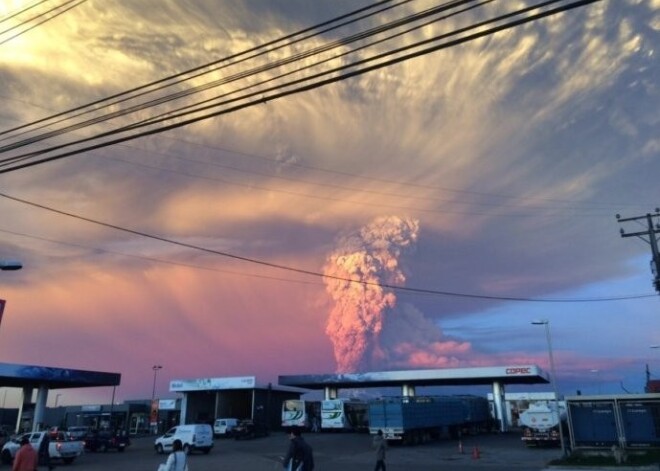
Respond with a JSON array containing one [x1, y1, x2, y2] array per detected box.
[[0, 190, 654, 303], [0, 0, 603, 174], [2, 91, 647, 217], [1, 0, 635, 301], [0, 227, 322, 287], [0, 0, 404, 141], [0, 0, 51, 25], [0, 0, 88, 47], [0, 0, 479, 157], [0, 93, 650, 215]]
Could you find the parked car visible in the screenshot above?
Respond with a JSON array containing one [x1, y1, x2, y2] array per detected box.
[[66, 426, 90, 440], [47, 426, 65, 439], [233, 419, 269, 440], [154, 424, 213, 454], [84, 429, 130, 452], [213, 418, 239, 438], [0, 429, 11, 447]]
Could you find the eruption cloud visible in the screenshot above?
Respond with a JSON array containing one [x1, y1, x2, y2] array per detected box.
[[323, 216, 419, 373]]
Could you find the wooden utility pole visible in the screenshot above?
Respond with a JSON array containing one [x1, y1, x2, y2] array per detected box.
[[617, 210, 660, 294]]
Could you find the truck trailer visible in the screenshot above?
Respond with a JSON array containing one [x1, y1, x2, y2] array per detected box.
[[368, 395, 491, 444]]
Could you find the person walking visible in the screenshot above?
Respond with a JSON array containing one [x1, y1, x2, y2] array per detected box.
[[373, 429, 387, 471], [13, 436, 38, 471], [162, 439, 188, 471], [38, 431, 54, 470], [282, 428, 314, 471]]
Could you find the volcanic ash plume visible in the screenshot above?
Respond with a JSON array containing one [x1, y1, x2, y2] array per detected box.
[[323, 216, 419, 373]]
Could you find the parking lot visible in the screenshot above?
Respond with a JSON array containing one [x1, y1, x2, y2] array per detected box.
[[54, 431, 561, 471]]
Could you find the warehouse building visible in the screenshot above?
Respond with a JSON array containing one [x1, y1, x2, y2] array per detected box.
[[170, 376, 306, 431]]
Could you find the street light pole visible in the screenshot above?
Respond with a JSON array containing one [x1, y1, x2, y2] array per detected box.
[[649, 346, 660, 392], [151, 365, 162, 402], [532, 319, 567, 457], [590, 369, 601, 394], [151, 365, 162, 434]]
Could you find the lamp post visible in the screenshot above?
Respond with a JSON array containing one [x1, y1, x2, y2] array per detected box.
[[151, 365, 162, 402], [0, 389, 5, 426], [649, 346, 660, 392], [532, 319, 567, 457], [151, 365, 162, 434], [590, 369, 601, 394]]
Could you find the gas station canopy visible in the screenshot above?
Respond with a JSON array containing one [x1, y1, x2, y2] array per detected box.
[[279, 365, 549, 389], [0, 362, 120, 389]]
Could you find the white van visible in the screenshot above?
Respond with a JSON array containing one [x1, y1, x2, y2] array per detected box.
[[154, 424, 213, 454], [213, 418, 239, 438]]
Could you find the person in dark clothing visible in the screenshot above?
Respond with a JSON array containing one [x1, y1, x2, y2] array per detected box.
[[282, 428, 314, 471], [372, 429, 387, 471], [38, 432, 54, 470]]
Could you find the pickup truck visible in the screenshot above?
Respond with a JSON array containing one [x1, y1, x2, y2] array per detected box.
[[1, 431, 84, 465]]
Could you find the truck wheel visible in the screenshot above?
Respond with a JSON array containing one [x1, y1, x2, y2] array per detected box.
[[156, 444, 164, 454], [1, 450, 12, 464]]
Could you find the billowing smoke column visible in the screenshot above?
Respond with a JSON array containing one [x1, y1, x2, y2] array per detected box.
[[323, 216, 419, 373]]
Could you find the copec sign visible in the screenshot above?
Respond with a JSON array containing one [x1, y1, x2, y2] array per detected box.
[[506, 367, 532, 375]]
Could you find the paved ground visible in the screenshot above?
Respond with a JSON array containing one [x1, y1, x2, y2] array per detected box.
[[59, 431, 565, 471]]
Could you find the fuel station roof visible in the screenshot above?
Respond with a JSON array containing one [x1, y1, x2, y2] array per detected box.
[[0, 362, 120, 389], [279, 365, 549, 390]]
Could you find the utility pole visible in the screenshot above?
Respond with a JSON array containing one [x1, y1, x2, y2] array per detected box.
[[616, 210, 660, 294]]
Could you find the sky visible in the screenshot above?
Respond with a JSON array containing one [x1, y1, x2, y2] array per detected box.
[[0, 0, 658, 407]]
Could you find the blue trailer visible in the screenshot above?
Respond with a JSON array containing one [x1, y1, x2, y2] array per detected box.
[[368, 395, 491, 444]]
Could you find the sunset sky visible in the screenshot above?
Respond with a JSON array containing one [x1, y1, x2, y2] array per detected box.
[[0, 0, 658, 407]]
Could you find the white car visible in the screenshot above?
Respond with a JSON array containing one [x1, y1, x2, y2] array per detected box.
[[154, 424, 213, 454], [213, 418, 239, 437]]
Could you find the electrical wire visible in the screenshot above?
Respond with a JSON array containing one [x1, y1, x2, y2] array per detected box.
[[0, 0, 87, 47], [0, 0, 476, 155], [0, 227, 322, 287], [0, 0, 406, 141], [0, 191, 654, 302], [0, 2, 483, 161], [0, 0, 603, 174], [1, 0, 640, 302], [0, 0, 51, 25], [0, 94, 647, 216], [99, 153, 626, 219]]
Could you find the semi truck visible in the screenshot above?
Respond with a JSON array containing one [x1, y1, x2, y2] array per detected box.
[[368, 395, 491, 444], [519, 401, 565, 446]]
